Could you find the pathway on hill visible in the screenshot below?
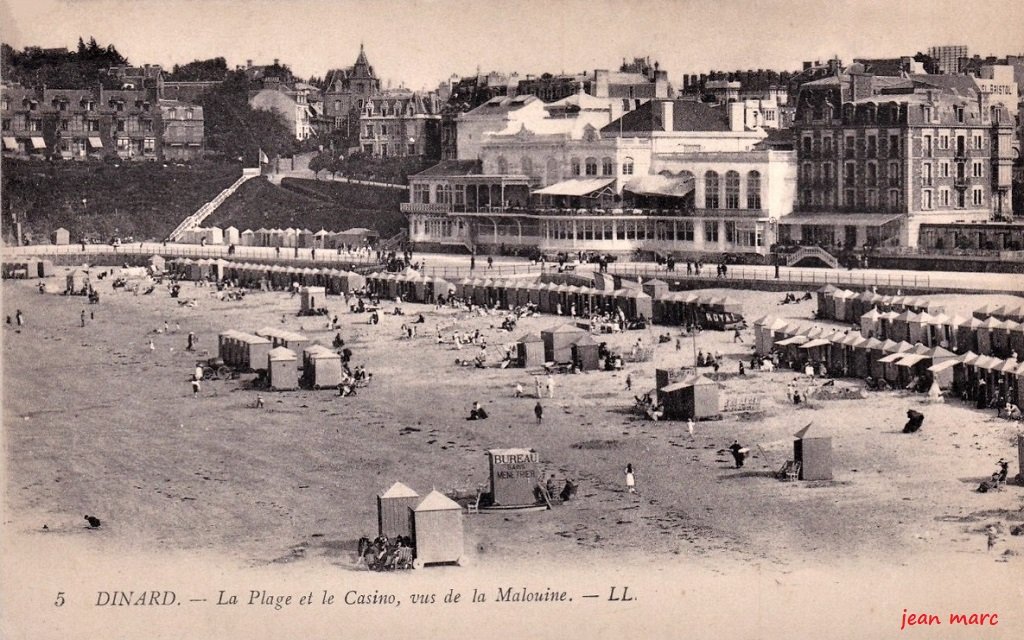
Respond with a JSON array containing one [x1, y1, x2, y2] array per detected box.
[[266, 151, 408, 190], [167, 168, 262, 241]]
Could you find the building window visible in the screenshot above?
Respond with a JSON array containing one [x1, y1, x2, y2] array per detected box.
[[497, 156, 508, 174], [407, 143, 416, 155], [746, 171, 761, 209], [679, 221, 694, 242], [1, 99, 8, 110], [972, 188, 983, 206], [60, 119, 69, 131], [867, 190, 878, 209], [844, 135, 854, 158], [940, 161, 949, 178], [940, 189, 950, 207], [888, 189, 900, 210], [922, 162, 932, 186], [380, 124, 388, 136], [802, 137, 812, 155], [584, 157, 597, 176], [954, 106, 964, 123], [822, 136, 832, 155], [939, 134, 949, 150], [973, 134, 983, 149], [867, 135, 876, 157], [1, 119, 9, 131], [704, 171, 720, 208], [364, 125, 372, 137], [956, 190, 965, 208], [601, 157, 613, 175], [412, 184, 429, 203], [922, 106, 932, 121], [725, 221, 737, 243], [724, 171, 740, 209], [972, 161, 983, 178], [622, 157, 634, 175], [116, 137, 130, 151], [923, 190, 933, 210], [521, 156, 533, 176], [143, 138, 155, 153], [866, 162, 877, 187], [923, 134, 932, 157], [844, 162, 855, 183], [704, 221, 719, 242], [887, 161, 899, 186], [889, 134, 899, 157], [843, 189, 854, 207]]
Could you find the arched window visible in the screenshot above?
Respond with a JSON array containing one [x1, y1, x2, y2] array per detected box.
[[622, 157, 634, 175], [521, 156, 533, 176], [747, 171, 761, 209], [725, 171, 740, 209], [601, 157, 613, 175], [704, 171, 720, 209], [571, 157, 581, 176], [585, 157, 598, 176], [546, 157, 559, 184], [678, 170, 695, 183], [497, 156, 508, 175]]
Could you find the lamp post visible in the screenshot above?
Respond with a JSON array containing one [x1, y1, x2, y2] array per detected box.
[[769, 217, 780, 279]]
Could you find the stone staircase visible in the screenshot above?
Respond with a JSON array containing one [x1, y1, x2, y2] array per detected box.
[[379, 229, 408, 253], [167, 168, 260, 242], [785, 245, 840, 269]]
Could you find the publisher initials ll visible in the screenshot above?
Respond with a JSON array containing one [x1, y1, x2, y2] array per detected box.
[[608, 587, 633, 602]]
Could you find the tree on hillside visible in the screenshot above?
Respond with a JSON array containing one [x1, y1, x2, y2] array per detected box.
[[2, 39, 127, 88], [308, 152, 330, 179], [199, 70, 296, 164], [168, 57, 229, 81]]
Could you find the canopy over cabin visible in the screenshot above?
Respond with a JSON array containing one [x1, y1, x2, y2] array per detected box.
[[660, 374, 719, 420]]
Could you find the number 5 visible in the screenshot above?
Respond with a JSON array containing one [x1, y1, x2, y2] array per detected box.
[[54, 592, 65, 607]]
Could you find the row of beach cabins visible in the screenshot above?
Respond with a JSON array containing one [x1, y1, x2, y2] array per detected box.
[[179, 226, 379, 249], [363, 272, 744, 329], [216, 325, 345, 391], [816, 285, 1024, 358], [164, 258, 368, 294]]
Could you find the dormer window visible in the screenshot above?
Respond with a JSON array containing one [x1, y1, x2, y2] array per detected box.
[[185, 109, 193, 120], [954, 106, 964, 123]]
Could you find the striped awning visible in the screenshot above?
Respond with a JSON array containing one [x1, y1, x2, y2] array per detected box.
[[87, 137, 103, 149], [30, 136, 46, 149], [2, 136, 17, 151]]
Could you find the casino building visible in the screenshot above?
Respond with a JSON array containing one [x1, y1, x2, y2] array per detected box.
[[403, 97, 797, 259]]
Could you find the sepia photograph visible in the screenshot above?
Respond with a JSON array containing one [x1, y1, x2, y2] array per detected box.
[[1, 1, 1023, 637]]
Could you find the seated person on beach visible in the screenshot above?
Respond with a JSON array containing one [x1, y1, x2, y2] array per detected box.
[[903, 409, 925, 433], [468, 402, 488, 420]]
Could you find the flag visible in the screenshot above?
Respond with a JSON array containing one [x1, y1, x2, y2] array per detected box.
[[258, 148, 269, 165]]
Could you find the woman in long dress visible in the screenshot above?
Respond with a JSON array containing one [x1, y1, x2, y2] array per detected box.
[[625, 464, 636, 494]]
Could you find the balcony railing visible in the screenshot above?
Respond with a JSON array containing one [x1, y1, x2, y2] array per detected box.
[[402, 202, 768, 219]]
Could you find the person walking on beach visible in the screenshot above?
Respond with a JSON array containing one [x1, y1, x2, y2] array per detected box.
[[15, 309, 24, 326], [81, 310, 86, 327], [547, 374, 554, 399], [186, 332, 196, 352], [535, 376, 543, 399], [191, 378, 201, 398], [687, 418, 695, 438], [535, 402, 543, 424], [625, 463, 636, 494]]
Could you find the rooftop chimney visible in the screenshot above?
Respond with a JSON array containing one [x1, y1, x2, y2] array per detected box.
[[661, 100, 674, 132], [247, 59, 253, 68], [728, 101, 745, 131], [273, 58, 280, 66]]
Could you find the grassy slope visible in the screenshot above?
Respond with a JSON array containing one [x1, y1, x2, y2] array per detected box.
[[2, 159, 242, 242], [205, 177, 406, 237]]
